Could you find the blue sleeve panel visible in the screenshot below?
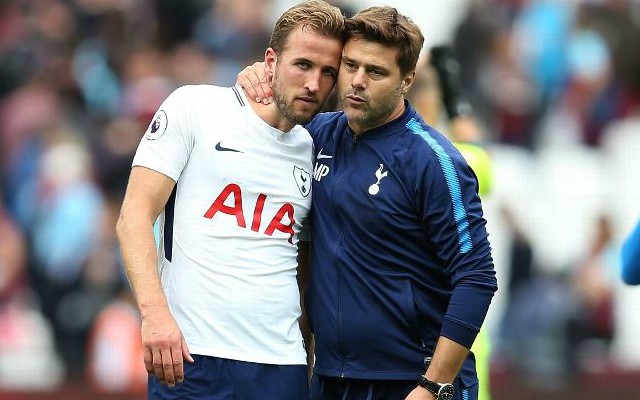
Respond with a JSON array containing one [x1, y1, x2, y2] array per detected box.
[[306, 105, 497, 381], [622, 217, 640, 285], [407, 119, 497, 348]]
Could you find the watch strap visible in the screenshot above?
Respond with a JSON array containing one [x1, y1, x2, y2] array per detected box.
[[418, 375, 440, 395]]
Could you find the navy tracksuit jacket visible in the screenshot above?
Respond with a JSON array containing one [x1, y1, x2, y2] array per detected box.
[[304, 103, 498, 390]]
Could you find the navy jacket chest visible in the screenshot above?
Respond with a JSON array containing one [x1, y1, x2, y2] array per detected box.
[[312, 133, 419, 234]]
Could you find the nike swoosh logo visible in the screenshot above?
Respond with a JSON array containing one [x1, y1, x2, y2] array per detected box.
[[317, 148, 332, 159], [215, 142, 242, 153]]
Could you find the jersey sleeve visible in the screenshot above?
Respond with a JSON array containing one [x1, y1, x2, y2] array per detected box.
[[132, 86, 194, 182], [414, 131, 497, 348]]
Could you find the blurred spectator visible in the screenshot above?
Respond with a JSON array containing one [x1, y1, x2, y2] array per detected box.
[[167, 42, 217, 86], [84, 187, 140, 393], [510, 0, 573, 110], [0, 191, 64, 390], [194, 0, 270, 60], [0, 191, 27, 312], [501, 206, 535, 303], [193, 0, 271, 84], [27, 133, 105, 376], [71, 38, 122, 117], [568, 214, 617, 371], [92, 117, 143, 201], [0, 83, 61, 225], [452, 0, 541, 148], [119, 46, 176, 123], [86, 290, 147, 394], [452, 0, 506, 117], [478, 28, 540, 149], [493, 205, 558, 386], [538, 3, 619, 149], [506, 272, 573, 390], [153, 0, 207, 49]]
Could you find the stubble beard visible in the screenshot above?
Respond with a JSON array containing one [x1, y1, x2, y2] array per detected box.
[[273, 70, 318, 126], [340, 85, 403, 132]]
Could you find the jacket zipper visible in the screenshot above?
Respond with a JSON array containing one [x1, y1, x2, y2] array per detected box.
[[330, 130, 357, 377]]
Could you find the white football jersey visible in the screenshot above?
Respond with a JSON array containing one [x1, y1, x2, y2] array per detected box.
[[132, 85, 313, 365]]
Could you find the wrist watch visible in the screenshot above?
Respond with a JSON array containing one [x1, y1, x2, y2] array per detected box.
[[418, 375, 455, 400]]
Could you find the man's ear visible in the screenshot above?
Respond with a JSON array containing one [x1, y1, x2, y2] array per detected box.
[[264, 48, 278, 83], [401, 70, 416, 94]]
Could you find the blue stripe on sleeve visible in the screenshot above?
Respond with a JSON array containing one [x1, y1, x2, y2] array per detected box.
[[407, 119, 473, 253], [163, 186, 177, 262]]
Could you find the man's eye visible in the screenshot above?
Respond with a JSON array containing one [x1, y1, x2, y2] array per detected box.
[[322, 69, 336, 78], [297, 62, 310, 69]]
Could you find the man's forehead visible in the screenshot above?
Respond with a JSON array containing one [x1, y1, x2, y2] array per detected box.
[[343, 39, 398, 67], [283, 25, 341, 48], [281, 26, 342, 58]]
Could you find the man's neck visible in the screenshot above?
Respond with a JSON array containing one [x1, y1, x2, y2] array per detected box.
[[243, 88, 294, 133]]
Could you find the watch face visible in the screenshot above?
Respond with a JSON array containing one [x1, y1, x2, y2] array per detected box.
[[438, 384, 455, 400]]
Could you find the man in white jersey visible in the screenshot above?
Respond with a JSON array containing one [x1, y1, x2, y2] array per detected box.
[[115, 2, 344, 398]]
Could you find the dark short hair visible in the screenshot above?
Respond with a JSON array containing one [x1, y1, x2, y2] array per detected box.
[[345, 6, 425, 76], [269, 0, 345, 54]]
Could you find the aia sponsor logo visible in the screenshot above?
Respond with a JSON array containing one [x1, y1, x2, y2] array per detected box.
[[203, 183, 297, 244]]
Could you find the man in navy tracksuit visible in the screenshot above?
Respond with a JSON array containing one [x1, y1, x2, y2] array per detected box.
[[240, 6, 497, 400], [304, 8, 497, 400]]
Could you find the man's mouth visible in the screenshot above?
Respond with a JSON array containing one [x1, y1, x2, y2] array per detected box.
[[345, 94, 366, 104], [296, 96, 317, 104]]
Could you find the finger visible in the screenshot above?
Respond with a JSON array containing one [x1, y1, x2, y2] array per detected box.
[[252, 77, 267, 102], [182, 337, 195, 364], [253, 65, 272, 103], [161, 348, 176, 387], [248, 62, 270, 103], [171, 345, 185, 384], [236, 67, 255, 91], [236, 68, 260, 102], [144, 347, 154, 374], [256, 83, 273, 105], [152, 348, 165, 383]]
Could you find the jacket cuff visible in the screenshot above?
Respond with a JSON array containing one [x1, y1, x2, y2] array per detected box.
[[440, 318, 478, 349]]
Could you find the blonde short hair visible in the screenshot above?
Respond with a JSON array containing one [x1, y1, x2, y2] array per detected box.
[[269, 0, 345, 54]]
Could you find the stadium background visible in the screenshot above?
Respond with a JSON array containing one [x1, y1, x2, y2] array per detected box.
[[1, 0, 639, 399]]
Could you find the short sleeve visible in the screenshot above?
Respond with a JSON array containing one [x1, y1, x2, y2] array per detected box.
[[132, 86, 194, 182]]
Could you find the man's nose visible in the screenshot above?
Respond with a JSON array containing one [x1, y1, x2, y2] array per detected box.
[[305, 70, 322, 93], [351, 68, 367, 89]]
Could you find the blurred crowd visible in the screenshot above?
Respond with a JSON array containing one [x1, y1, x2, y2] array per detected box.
[[1, 0, 640, 395], [453, 0, 640, 149], [450, 0, 640, 390]]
